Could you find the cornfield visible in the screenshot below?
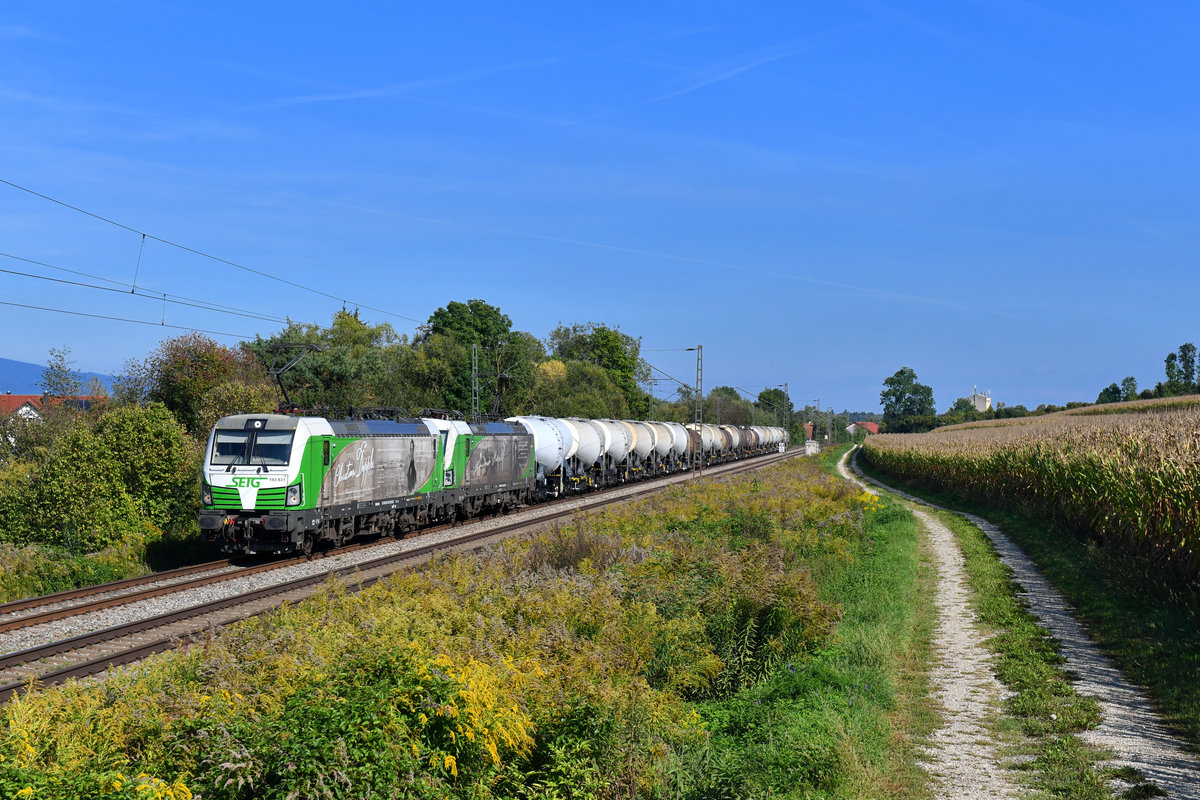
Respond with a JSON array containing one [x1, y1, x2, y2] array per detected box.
[[861, 404, 1200, 582]]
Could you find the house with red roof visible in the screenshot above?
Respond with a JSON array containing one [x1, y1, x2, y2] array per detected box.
[[0, 393, 45, 420]]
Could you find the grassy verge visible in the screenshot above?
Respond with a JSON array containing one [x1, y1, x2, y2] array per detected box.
[[0, 542, 147, 603], [0, 529, 209, 604], [697, 472, 937, 797], [856, 455, 1200, 754], [2, 456, 935, 800]]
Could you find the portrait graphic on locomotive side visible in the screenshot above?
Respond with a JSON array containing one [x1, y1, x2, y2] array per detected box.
[[320, 436, 437, 505], [466, 435, 533, 487]]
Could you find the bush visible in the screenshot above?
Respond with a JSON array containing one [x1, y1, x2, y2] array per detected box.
[[0, 403, 199, 553]]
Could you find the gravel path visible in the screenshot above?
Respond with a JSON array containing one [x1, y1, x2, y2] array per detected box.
[[846, 449, 1200, 799], [838, 451, 1023, 798]]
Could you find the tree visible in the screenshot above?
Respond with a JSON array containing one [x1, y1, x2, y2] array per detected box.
[[1179, 343, 1197, 390], [548, 322, 649, 416], [1096, 383, 1122, 404], [880, 367, 935, 422], [756, 388, 793, 426], [1165, 352, 1181, 386], [2, 403, 198, 551], [705, 386, 752, 425], [949, 397, 976, 414], [519, 360, 630, 419], [246, 310, 396, 412], [1120, 376, 1138, 401], [412, 300, 543, 417], [122, 333, 273, 437], [422, 299, 512, 349], [39, 346, 82, 400]]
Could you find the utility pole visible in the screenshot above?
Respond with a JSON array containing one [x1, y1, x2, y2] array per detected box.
[[777, 382, 789, 441], [471, 343, 480, 424], [688, 345, 702, 475]]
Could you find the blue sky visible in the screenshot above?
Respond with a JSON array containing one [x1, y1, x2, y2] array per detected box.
[[1, 1, 1197, 412]]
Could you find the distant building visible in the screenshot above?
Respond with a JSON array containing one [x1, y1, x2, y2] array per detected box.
[[0, 393, 45, 420], [969, 386, 992, 412], [0, 393, 105, 421], [803, 422, 814, 440], [846, 421, 880, 436]]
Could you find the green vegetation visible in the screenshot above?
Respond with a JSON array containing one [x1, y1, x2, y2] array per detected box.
[[1, 456, 934, 799], [857, 454, 1200, 757], [879, 366, 936, 433]]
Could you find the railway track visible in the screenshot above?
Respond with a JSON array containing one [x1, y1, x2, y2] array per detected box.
[[0, 449, 798, 703]]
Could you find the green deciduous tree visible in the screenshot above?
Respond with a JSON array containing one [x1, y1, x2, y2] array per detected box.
[[246, 310, 395, 412], [1, 403, 199, 551], [880, 367, 936, 428], [1096, 383, 1122, 404], [756, 387, 793, 426], [120, 333, 273, 437], [519, 360, 630, 419], [39, 346, 82, 400], [705, 386, 752, 425], [548, 322, 649, 416], [413, 299, 543, 417], [1179, 343, 1197, 389]]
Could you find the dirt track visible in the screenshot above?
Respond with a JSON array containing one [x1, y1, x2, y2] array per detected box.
[[840, 449, 1200, 799]]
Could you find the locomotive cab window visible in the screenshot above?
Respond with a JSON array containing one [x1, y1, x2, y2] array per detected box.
[[210, 429, 295, 466], [252, 431, 294, 465], [211, 430, 251, 465]]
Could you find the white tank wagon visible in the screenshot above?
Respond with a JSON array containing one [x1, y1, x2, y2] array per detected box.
[[629, 421, 657, 460], [563, 418, 603, 489], [649, 422, 674, 459], [600, 419, 632, 463]]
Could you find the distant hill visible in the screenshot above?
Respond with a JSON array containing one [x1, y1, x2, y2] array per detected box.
[[0, 357, 114, 395]]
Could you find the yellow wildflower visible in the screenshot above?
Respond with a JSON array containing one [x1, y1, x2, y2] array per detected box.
[[444, 754, 458, 777], [16, 788, 33, 799]]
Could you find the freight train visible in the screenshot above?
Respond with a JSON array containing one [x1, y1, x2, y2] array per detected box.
[[198, 411, 789, 556]]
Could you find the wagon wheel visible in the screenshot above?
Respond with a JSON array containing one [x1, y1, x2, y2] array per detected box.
[[301, 532, 314, 559]]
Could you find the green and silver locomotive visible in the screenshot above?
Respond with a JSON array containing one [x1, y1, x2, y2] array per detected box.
[[199, 413, 535, 555]]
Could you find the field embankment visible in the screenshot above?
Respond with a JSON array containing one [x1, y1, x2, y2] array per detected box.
[[1, 453, 933, 800]]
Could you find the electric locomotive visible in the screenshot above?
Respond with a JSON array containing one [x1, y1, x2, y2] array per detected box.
[[198, 412, 534, 555]]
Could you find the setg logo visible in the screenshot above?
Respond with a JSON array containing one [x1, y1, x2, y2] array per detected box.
[[231, 477, 264, 488]]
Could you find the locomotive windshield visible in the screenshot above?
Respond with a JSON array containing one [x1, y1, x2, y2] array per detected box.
[[211, 429, 294, 466]]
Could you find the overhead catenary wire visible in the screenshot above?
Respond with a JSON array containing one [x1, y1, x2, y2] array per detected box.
[[0, 257, 288, 324], [0, 299, 250, 339], [0, 176, 424, 324], [640, 358, 691, 392]]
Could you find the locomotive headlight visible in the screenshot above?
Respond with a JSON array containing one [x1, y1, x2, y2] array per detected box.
[[286, 483, 302, 506], [202, 483, 213, 506]]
